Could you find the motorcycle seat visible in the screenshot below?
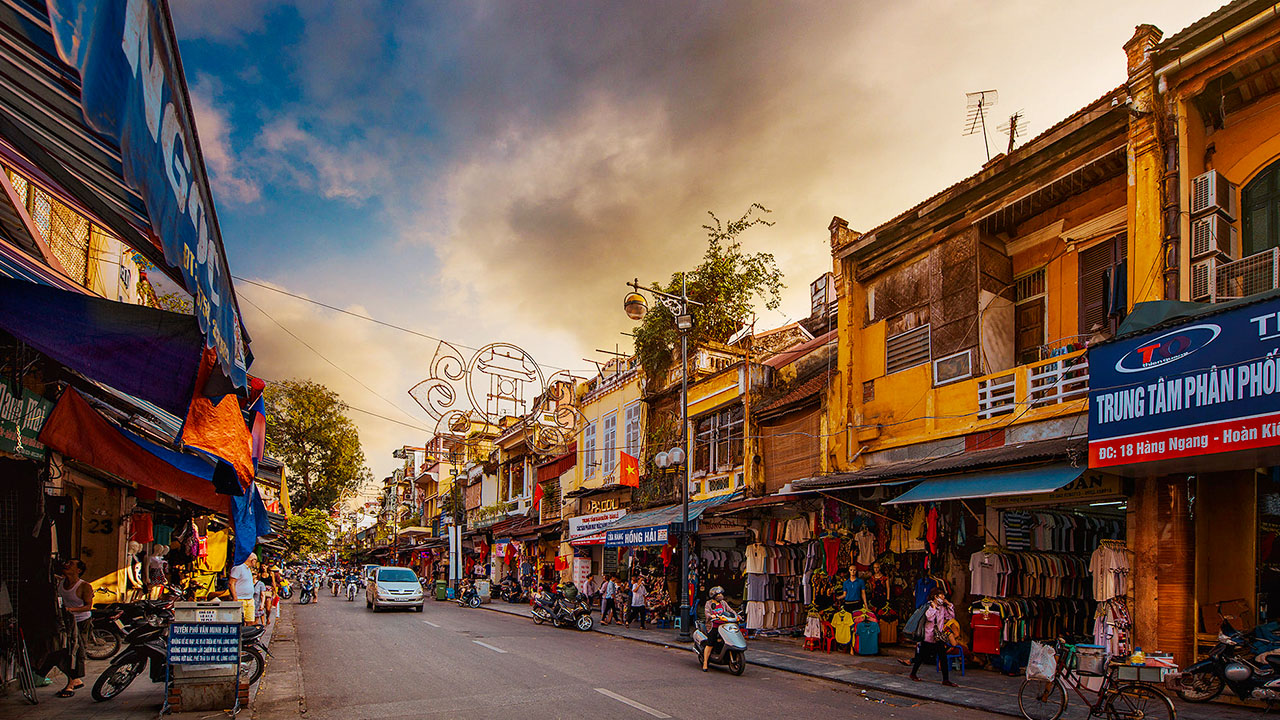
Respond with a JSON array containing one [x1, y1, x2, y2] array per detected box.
[[241, 625, 265, 640]]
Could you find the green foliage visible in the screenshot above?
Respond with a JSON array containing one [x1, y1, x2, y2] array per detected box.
[[286, 509, 332, 557], [634, 203, 784, 384], [263, 379, 373, 513]]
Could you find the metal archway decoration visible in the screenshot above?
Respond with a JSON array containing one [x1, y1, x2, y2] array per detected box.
[[408, 341, 582, 455]]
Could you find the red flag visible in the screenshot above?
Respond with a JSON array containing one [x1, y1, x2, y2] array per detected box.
[[532, 481, 544, 509], [554, 555, 569, 571], [619, 452, 640, 487]]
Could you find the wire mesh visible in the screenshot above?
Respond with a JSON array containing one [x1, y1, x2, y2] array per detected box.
[[1216, 248, 1279, 300]]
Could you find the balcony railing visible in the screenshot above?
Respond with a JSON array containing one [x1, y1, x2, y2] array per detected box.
[[977, 349, 1089, 420], [1214, 248, 1280, 301]]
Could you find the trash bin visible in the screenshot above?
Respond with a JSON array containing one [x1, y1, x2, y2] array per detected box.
[[434, 579, 447, 601]]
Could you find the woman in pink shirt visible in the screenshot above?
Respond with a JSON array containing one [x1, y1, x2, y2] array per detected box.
[[908, 587, 958, 687]]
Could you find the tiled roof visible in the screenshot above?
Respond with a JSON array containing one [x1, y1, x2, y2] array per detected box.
[[755, 370, 830, 417], [1157, 0, 1256, 55]]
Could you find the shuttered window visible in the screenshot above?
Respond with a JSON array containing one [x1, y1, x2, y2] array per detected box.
[[1079, 235, 1127, 335], [886, 324, 930, 374], [761, 408, 820, 494]]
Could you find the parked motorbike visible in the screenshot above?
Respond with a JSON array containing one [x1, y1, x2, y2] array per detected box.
[[531, 589, 593, 631], [87, 595, 178, 660], [239, 624, 268, 685], [279, 580, 292, 600], [91, 613, 173, 701], [691, 606, 748, 676], [456, 584, 481, 609], [1177, 607, 1280, 702], [499, 578, 523, 604]]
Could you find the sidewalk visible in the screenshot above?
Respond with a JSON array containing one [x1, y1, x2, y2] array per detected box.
[[472, 598, 1264, 720], [0, 606, 279, 720]]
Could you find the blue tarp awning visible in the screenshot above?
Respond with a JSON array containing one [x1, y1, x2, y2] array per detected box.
[[603, 493, 740, 547], [883, 464, 1083, 505]]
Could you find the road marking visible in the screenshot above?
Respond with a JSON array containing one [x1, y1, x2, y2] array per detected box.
[[422, 620, 439, 627], [594, 688, 670, 718], [473, 640, 507, 653]]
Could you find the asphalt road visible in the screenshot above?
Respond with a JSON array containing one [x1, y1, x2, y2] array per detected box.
[[290, 593, 1003, 720]]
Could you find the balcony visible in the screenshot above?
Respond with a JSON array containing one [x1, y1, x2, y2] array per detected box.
[[977, 349, 1089, 420]]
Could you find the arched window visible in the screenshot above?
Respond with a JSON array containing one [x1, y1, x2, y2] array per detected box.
[[1242, 159, 1280, 257]]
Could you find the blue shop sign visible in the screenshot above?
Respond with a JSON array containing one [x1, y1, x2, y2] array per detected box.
[[166, 622, 240, 665], [46, 0, 249, 388], [605, 525, 668, 548], [1089, 295, 1280, 468]]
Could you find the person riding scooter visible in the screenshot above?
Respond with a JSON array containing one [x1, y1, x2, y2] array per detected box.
[[702, 586, 733, 671]]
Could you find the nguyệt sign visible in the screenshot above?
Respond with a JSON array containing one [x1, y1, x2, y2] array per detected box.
[[0, 381, 52, 460], [1089, 296, 1280, 468]]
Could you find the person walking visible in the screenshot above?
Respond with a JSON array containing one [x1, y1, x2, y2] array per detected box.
[[908, 587, 957, 687], [38, 558, 93, 698], [600, 575, 618, 624], [626, 575, 648, 629], [229, 555, 258, 622]]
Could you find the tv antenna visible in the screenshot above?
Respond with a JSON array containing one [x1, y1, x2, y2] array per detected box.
[[964, 90, 998, 161], [998, 110, 1027, 154]]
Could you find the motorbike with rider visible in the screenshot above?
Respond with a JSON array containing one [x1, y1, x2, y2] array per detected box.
[[694, 586, 747, 675], [344, 570, 362, 601]]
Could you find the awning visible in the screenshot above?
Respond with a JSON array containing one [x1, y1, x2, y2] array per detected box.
[[511, 520, 561, 541], [0, 275, 202, 416], [39, 387, 230, 513], [602, 494, 740, 547], [536, 445, 576, 482], [884, 464, 1084, 505]]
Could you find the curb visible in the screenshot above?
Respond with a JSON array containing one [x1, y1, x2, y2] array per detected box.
[[470, 600, 1027, 719], [252, 602, 307, 720]]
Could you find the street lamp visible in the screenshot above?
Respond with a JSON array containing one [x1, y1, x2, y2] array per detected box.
[[623, 276, 703, 641]]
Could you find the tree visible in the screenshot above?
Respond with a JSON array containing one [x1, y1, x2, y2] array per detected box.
[[634, 203, 784, 383], [264, 379, 373, 513], [286, 508, 333, 557]]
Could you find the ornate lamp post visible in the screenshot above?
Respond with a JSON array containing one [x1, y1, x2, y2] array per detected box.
[[624, 276, 702, 640]]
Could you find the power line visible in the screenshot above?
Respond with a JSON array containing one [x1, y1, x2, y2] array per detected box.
[[239, 294, 427, 428]]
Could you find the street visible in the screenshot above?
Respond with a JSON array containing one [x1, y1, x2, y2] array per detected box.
[[284, 596, 1000, 720]]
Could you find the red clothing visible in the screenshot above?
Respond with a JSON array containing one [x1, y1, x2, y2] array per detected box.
[[823, 536, 840, 576], [925, 506, 939, 555], [971, 610, 1003, 654]]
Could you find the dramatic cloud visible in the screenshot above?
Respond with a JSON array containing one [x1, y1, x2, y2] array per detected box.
[[188, 78, 262, 204], [172, 0, 1217, 479]]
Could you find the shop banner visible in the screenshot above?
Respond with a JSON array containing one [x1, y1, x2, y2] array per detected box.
[[605, 525, 667, 548], [167, 622, 239, 665], [572, 557, 590, 586], [45, 0, 249, 389], [568, 509, 626, 539], [1089, 296, 1280, 468], [0, 380, 52, 460], [987, 474, 1122, 508]]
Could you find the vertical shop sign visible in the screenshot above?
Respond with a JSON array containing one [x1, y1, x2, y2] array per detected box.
[[0, 381, 52, 459], [44, 0, 248, 388]]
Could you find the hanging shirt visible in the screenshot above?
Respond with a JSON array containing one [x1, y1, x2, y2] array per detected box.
[[831, 610, 855, 644], [971, 609, 1003, 655], [745, 544, 767, 574], [969, 551, 1001, 597], [855, 530, 876, 565]]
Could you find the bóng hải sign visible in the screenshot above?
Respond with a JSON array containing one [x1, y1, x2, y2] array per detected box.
[[1089, 296, 1280, 468]]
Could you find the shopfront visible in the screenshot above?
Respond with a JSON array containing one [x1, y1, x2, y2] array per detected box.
[[1089, 292, 1280, 663], [566, 508, 626, 579]]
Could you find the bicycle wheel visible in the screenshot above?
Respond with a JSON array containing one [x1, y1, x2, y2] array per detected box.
[[1104, 683, 1175, 720], [1018, 678, 1066, 720]]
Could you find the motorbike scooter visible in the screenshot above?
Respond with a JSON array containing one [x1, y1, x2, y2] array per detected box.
[[691, 606, 748, 676], [299, 579, 315, 605], [91, 615, 172, 701], [346, 578, 360, 601], [87, 593, 179, 661], [530, 588, 593, 631], [456, 583, 481, 608], [499, 578, 523, 604]]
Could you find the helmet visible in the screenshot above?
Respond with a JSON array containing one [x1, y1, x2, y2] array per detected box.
[[710, 586, 725, 597]]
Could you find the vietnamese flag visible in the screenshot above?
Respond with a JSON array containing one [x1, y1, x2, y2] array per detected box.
[[532, 481, 544, 509], [620, 452, 640, 487]]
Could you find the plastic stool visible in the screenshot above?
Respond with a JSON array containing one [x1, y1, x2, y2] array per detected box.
[[937, 644, 965, 676]]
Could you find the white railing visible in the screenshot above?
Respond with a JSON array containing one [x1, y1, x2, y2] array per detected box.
[[976, 349, 1089, 420]]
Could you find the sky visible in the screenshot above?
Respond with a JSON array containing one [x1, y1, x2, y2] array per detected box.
[[169, 0, 1220, 489]]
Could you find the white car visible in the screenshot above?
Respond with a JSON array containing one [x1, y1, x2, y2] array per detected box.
[[366, 566, 424, 612]]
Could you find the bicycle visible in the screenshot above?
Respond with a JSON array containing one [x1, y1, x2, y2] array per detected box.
[[1018, 639, 1177, 720]]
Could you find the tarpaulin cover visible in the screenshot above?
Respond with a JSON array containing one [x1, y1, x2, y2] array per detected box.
[[39, 388, 229, 513], [230, 484, 271, 567], [182, 348, 253, 491], [883, 464, 1083, 505], [0, 276, 200, 416]]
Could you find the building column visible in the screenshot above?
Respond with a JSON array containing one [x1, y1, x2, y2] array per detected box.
[[1125, 24, 1168, 305]]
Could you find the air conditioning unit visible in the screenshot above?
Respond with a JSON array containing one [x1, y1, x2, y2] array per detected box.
[[1190, 170, 1237, 220], [1190, 213, 1237, 260], [1190, 258, 1215, 301]]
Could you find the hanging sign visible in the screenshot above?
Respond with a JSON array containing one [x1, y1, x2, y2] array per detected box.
[[0, 380, 52, 459], [987, 474, 1123, 508], [45, 0, 249, 388], [1089, 296, 1280, 468]]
